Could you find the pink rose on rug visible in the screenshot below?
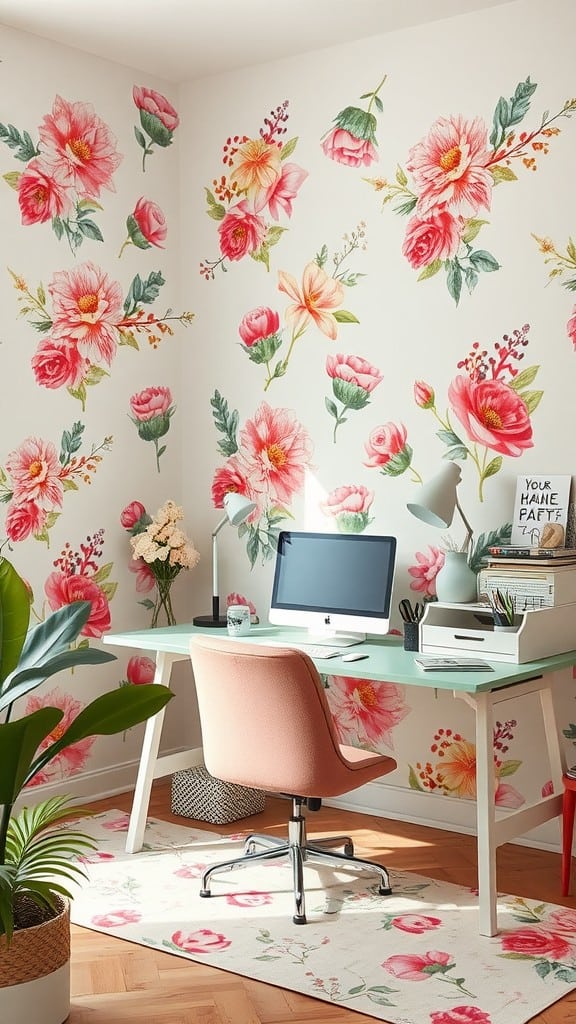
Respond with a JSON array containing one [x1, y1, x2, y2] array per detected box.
[[174, 864, 207, 879], [226, 891, 272, 907], [448, 375, 533, 457], [383, 950, 452, 980], [546, 907, 576, 934], [172, 928, 232, 953], [500, 926, 572, 960], [430, 1008, 492, 1024], [92, 910, 142, 928], [78, 851, 115, 864], [102, 814, 130, 831], [391, 914, 441, 934]]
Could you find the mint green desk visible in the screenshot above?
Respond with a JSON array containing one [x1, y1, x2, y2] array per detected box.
[[103, 624, 576, 936]]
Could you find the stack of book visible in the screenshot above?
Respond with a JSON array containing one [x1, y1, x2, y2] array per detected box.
[[478, 546, 576, 610]]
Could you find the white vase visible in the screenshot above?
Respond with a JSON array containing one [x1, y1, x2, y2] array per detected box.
[[435, 551, 477, 604]]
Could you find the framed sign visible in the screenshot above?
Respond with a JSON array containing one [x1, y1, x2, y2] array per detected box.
[[511, 474, 572, 547]]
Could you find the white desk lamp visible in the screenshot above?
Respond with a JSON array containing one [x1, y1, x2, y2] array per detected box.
[[193, 492, 256, 627], [406, 462, 476, 603]]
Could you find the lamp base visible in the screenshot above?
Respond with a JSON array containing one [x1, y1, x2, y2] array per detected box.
[[192, 614, 227, 628]]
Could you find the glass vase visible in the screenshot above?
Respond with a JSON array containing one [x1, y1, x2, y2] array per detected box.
[[151, 578, 177, 628], [435, 550, 477, 604]]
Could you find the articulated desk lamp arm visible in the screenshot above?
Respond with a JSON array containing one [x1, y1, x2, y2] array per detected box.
[[193, 492, 256, 628]]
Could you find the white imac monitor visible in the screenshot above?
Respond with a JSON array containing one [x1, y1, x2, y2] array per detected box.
[[269, 531, 397, 646]]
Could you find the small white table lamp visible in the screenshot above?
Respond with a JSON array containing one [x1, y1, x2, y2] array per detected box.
[[407, 463, 477, 603], [193, 492, 256, 627]]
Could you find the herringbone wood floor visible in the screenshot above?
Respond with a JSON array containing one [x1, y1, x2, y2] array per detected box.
[[69, 781, 576, 1023]]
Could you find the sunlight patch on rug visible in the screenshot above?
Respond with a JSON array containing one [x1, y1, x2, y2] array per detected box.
[[68, 811, 576, 1024]]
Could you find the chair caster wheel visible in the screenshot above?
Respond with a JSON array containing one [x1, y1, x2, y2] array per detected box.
[[378, 886, 392, 896], [293, 914, 307, 925], [344, 843, 354, 857], [199, 889, 212, 898]]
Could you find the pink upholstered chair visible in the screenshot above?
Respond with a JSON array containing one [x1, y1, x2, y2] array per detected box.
[[189, 635, 398, 924]]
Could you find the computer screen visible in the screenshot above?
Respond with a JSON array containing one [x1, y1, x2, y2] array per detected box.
[[269, 531, 397, 645]]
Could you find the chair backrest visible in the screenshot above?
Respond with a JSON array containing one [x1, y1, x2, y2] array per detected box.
[[189, 635, 373, 798]]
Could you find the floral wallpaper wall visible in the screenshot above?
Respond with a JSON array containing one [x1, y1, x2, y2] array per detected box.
[[179, 0, 576, 843], [0, 26, 196, 792], [2, 0, 576, 847]]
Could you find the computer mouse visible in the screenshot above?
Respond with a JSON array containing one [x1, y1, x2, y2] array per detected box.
[[341, 652, 369, 662]]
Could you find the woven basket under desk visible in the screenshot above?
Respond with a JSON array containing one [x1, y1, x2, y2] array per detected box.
[[171, 765, 265, 825]]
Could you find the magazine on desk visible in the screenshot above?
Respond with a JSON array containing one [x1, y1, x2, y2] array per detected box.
[[415, 656, 494, 672]]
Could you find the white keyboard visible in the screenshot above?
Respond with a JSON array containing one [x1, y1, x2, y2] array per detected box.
[[263, 641, 344, 660]]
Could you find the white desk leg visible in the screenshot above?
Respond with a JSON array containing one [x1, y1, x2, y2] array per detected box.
[[474, 691, 498, 937], [125, 650, 178, 853]]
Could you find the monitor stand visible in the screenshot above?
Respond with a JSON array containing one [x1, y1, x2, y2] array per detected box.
[[304, 628, 365, 648]]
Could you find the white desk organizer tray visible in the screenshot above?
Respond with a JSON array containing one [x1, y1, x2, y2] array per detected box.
[[419, 601, 576, 663]]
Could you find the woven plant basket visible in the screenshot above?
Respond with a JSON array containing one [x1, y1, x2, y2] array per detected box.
[[0, 895, 71, 1024]]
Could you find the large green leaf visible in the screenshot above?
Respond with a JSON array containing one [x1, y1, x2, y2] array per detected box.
[[0, 708, 63, 805], [0, 646, 116, 713], [0, 558, 31, 686]]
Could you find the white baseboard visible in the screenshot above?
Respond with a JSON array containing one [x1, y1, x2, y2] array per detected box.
[[17, 753, 562, 856], [15, 756, 143, 814]]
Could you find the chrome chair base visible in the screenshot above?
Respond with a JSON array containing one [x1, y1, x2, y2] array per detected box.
[[199, 796, 392, 924]]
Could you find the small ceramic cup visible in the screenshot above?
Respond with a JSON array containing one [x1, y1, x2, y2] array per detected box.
[[226, 604, 251, 637]]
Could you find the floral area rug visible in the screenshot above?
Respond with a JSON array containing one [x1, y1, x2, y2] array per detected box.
[[69, 811, 576, 1024]]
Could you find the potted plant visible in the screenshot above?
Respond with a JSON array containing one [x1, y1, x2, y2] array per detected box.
[[0, 554, 173, 1024]]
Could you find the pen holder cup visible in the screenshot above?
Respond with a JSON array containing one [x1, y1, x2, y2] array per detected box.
[[403, 621, 420, 652]]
